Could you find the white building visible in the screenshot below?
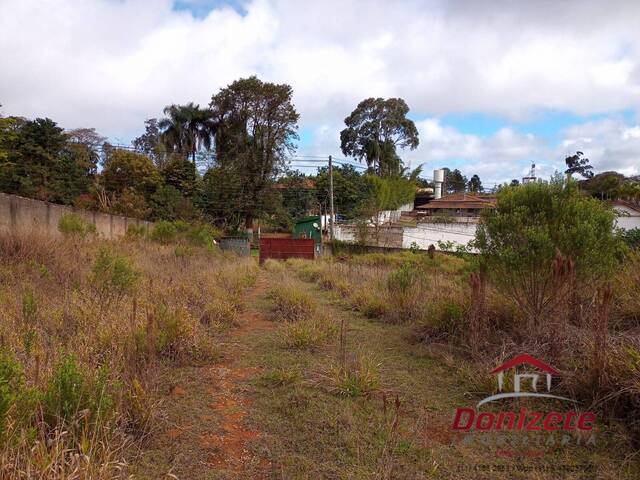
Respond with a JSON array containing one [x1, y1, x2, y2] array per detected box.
[[611, 200, 640, 231]]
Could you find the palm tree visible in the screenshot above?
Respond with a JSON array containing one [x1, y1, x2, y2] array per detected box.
[[159, 103, 215, 164]]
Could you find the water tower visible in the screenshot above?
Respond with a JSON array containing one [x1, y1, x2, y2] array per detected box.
[[522, 163, 537, 184], [433, 169, 445, 199]]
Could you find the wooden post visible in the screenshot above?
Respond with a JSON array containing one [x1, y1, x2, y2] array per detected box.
[[329, 155, 335, 241]]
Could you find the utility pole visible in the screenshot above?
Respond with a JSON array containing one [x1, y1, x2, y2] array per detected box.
[[329, 155, 335, 241]]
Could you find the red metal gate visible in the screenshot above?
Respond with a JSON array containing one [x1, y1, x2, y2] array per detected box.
[[259, 237, 315, 264]]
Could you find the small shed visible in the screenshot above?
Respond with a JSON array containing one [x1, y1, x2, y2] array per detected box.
[[293, 215, 322, 243]]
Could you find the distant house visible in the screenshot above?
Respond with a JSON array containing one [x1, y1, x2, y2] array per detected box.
[[610, 200, 640, 231], [415, 193, 496, 222], [293, 216, 322, 243]]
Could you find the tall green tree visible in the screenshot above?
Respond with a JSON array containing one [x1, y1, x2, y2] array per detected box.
[[444, 168, 467, 193], [159, 103, 215, 164], [467, 174, 483, 193], [132, 118, 167, 167], [565, 151, 594, 179], [101, 149, 161, 197], [66, 128, 105, 171], [315, 164, 371, 219], [340, 98, 419, 176], [208, 76, 299, 230], [10, 118, 68, 200]]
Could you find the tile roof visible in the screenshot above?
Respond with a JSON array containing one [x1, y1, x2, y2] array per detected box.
[[416, 193, 497, 210]]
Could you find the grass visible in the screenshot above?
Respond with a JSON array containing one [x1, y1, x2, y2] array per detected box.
[[2, 236, 639, 479], [0, 232, 256, 478], [264, 252, 640, 478]]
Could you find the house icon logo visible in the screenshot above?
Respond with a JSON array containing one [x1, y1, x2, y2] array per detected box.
[[477, 354, 575, 408]]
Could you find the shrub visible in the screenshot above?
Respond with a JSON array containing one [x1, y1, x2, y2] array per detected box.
[[324, 353, 381, 397], [174, 244, 195, 260], [126, 224, 147, 239], [201, 297, 240, 328], [279, 316, 337, 350], [268, 283, 316, 322], [43, 355, 89, 427], [149, 221, 178, 244], [427, 298, 465, 338], [258, 367, 300, 387], [90, 247, 139, 304], [475, 180, 624, 328], [263, 258, 286, 273], [186, 224, 222, 248], [0, 352, 28, 435], [58, 213, 96, 238], [387, 263, 416, 294], [620, 228, 640, 250]]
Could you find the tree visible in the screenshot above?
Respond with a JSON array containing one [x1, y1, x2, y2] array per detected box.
[[510, 179, 520, 187], [581, 171, 625, 199], [475, 180, 622, 330], [132, 118, 166, 167], [161, 157, 197, 197], [444, 168, 467, 194], [467, 174, 483, 193], [315, 164, 370, 219], [277, 170, 317, 220], [11, 118, 68, 200], [565, 151, 594, 179], [340, 98, 419, 176], [159, 103, 215, 164], [0, 116, 25, 192], [66, 128, 106, 170], [209, 76, 299, 231], [101, 149, 161, 197]]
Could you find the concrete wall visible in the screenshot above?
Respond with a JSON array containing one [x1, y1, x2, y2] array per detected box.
[[614, 205, 640, 231], [403, 222, 477, 251], [334, 223, 404, 249], [0, 192, 153, 239], [220, 237, 251, 256], [336, 221, 476, 251], [371, 202, 414, 225]]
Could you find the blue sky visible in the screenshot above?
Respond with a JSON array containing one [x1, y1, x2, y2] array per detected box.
[[1, 0, 639, 184]]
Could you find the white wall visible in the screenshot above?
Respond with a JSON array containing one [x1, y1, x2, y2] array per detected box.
[[614, 205, 640, 231], [402, 223, 478, 251], [371, 202, 414, 225]]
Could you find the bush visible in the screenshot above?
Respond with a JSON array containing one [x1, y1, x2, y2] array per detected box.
[[43, 355, 89, 426], [475, 180, 623, 328], [426, 298, 466, 338], [324, 353, 381, 397], [149, 221, 178, 244], [186, 224, 221, 248], [126, 224, 147, 239], [268, 283, 316, 322], [279, 316, 337, 350], [58, 213, 96, 238], [621, 228, 640, 250], [0, 352, 29, 435], [90, 247, 139, 304]]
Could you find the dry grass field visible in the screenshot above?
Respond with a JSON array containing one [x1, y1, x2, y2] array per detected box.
[[0, 233, 639, 479]]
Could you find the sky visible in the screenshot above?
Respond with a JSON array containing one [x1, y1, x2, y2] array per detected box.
[[1, 0, 640, 186]]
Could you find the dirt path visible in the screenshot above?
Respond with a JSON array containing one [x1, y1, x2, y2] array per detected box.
[[133, 271, 274, 479]]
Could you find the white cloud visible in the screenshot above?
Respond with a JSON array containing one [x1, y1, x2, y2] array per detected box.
[[1, 0, 640, 181], [558, 119, 640, 176]]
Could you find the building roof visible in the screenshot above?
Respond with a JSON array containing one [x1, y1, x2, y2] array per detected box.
[[415, 193, 497, 210], [610, 200, 640, 215], [294, 215, 320, 224]]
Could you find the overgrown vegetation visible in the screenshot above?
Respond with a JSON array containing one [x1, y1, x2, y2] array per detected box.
[[285, 181, 640, 453], [0, 231, 256, 478]]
